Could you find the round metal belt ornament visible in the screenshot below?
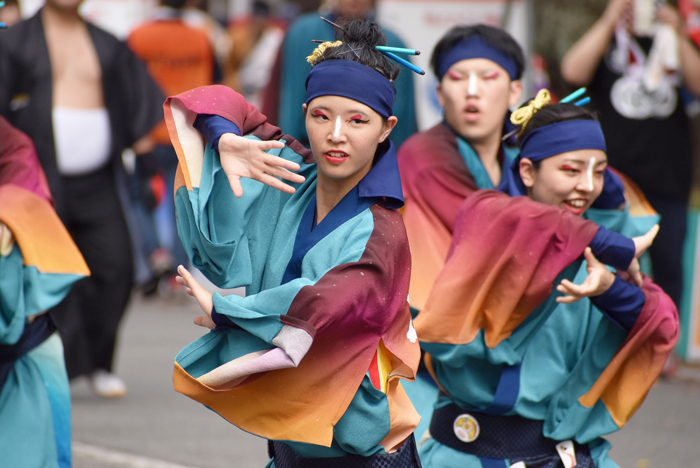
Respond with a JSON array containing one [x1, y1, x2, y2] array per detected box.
[[453, 413, 480, 443]]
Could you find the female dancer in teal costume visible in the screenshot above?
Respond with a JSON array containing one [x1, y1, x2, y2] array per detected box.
[[0, 116, 90, 468], [414, 92, 677, 468], [166, 19, 423, 467]]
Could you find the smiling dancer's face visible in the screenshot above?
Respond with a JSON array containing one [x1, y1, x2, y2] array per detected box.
[[437, 58, 521, 143], [304, 95, 396, 186], [519, 149, 608, 216]]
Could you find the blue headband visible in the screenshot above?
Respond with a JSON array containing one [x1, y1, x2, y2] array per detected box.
[[437, 35, 519, 80], [520, 120, 606, 161], [305, 59, 395, 118], [503, 119, 625, 208]]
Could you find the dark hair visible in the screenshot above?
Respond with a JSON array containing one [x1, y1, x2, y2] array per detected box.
[[517, 102, 597, 143], [430, 24, 525, 80], [313, 18, 400, 83], [517, 102, 597, 168]]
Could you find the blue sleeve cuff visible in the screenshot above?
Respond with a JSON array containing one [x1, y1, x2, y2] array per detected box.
[[193, 114, 241, 152], [590, 274, 645, 331], [211, 305, 239, 330], [589, 226, 635, 271]]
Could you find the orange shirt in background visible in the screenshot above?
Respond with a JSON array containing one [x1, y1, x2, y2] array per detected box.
[[128, 19, 214, 145]]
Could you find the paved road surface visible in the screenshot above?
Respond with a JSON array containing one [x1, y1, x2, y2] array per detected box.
[[71, 294, 700, 468]]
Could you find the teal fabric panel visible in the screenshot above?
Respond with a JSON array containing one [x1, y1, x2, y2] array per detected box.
[[0, 246, 26, 345], [212, 206, 374, 337], [422, 263, 583, 412], [589, 438, 620, 468], [23, 268, 84, 321], [278, 13, 417, 147], [281, 376, 392, 458], [457, 137, 519, 190], [32, 333, 72, 467], [175, 138, 311, 290], [420, 205, 647, 467], [176, 207, 375, 374], [176, 328, 276, 379], [585, 205, 658, 238], [174, 132, 403, 458], [586, 205, 659, 274], [0, 332, 70, 468], [0, 245, 83, 345], [402, 374, 439, 440]]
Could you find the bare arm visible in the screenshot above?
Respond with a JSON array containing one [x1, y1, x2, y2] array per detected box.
[[561, 0, 632, 86], [657, 5, 700, 97]]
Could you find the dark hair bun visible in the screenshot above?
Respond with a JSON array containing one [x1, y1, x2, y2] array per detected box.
[[313, 18, 399, 82], [336, 17, 387, 47]]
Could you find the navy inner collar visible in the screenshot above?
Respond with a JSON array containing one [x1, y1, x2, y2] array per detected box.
[[280, 141, 403, 284], [357, 141, 404, 209]]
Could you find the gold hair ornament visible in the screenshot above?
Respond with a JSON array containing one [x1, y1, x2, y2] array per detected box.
[[306, 41, 343, 65], [510, 88, 552, 132]]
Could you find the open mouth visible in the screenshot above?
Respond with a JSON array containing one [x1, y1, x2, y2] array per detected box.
[[325, 151, 348, 164], [464, 104, 480, 121], [562, 198, 588, 215]]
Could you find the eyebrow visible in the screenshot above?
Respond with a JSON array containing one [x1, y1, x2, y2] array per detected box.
[[451, 66, 500, 75], [310, 106, 369, 117], [347, 109, 369, 117], [562, 159, 608, 166]]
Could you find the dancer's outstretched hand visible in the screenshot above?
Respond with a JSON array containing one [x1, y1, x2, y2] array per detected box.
[[176, 265, 215, 329], [556, 248, 616, 304], [218, 133, 306, 197], [627, 224, 659, 287]]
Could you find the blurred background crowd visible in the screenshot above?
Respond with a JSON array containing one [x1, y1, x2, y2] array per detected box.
[[1, 0, 699, 410]]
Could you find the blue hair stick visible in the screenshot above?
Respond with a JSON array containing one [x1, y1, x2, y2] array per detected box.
[[574, 97, 591, 106], [0, 2, 5, 7], [0, 22, 6, 29], [376, 46, 421, 56], [381, 51, 425, 75], [560, 87, 586, 103]]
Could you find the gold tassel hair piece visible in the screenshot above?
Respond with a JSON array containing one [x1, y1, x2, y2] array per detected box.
[[306, 41, 344, 65], [510, 88, 552, 133]]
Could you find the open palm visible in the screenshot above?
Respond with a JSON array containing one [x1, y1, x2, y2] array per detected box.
[[218, 133, 306, 197]]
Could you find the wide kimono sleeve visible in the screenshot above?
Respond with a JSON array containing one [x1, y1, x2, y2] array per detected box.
[[414, 190, 603, 370], [166, 86, 419, 451], [164, 85, 313, 289], [397, 124, 480, 312], [0, 117, 89, 345], [540, 169, 677, 443], [543, 277, 677, 446], [173, 203, 420, 451]]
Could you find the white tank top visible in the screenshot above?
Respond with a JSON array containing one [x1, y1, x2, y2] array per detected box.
[[53, 107, 112, 176]]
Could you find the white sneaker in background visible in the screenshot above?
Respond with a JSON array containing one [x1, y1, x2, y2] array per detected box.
[[90, 370, 127, 398]]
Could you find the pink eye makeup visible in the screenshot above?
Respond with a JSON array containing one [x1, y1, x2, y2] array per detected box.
[[483, 71, 500, 79], [347, 114, 368, 123], [312, 110, 327, 117], [447, 71, 462, 80], [561, 165, 580, 172]]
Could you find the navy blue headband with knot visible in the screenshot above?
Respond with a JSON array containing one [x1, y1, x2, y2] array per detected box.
[[503, 119, 625, 209], [437, 35, 519, 80], [305, 59, 395, 118]]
